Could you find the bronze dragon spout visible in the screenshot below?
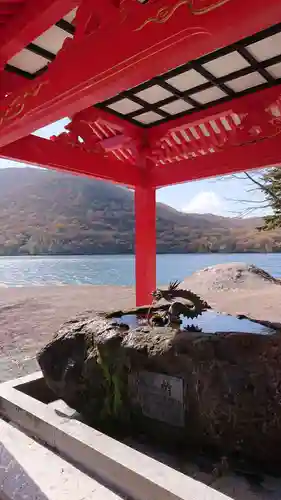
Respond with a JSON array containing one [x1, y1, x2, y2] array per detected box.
[[149, 280, 211, 326]]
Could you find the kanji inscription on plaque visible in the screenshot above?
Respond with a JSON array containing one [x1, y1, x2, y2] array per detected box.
[[129, 370, 185, 427]]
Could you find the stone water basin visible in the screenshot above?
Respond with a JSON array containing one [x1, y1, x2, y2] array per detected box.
[[113, 310, 277, 335], [37, 305, 281, 472]]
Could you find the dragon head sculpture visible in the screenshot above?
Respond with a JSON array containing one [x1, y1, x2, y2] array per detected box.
[[152, 280, 181, 302]]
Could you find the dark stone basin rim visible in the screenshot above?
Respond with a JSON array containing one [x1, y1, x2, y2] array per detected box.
[[103, 307, 280, 333]]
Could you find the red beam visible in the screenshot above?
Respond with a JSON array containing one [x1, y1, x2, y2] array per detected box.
[[0, 0, 280, 147], [0, 134, 143, 187], [0, 0, 77, 65], [150, 135, 281, 188], [0, 9, 19, 17], [135, 186, 156, 306], [0, 70, 27, 100]]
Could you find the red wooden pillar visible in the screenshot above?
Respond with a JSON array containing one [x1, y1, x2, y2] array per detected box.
[[135, 186, 156, 306]]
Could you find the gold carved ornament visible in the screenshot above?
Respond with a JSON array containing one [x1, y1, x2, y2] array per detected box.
[[135, 0, 232, 31], [0, 81, 48, 127]]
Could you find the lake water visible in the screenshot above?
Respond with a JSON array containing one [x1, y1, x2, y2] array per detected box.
[[0, 253, 281, 287]]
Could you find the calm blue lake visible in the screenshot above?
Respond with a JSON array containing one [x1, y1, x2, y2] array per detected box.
[[0, 253, 280, 287]]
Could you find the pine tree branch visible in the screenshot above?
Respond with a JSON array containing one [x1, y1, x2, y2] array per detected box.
[[244, 171, 281, 204]]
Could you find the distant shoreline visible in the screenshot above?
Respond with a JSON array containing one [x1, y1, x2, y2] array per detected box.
[[1, 253, 280, 287], [1, 250, 281, 257]]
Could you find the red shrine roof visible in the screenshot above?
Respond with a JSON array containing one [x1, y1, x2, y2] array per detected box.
[[0, 0, 280, 188]]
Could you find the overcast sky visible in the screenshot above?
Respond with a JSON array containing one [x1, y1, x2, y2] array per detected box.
[[1, 118, 268, 218]]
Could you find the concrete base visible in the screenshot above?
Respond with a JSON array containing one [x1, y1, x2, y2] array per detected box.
[[0, 419, 123, 500], [0, 372, 232, 500], [1, 372, 281, 500], [0, 372, 281, 500]]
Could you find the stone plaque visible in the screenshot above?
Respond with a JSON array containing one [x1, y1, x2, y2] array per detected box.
[[129, 370, 185, 427]]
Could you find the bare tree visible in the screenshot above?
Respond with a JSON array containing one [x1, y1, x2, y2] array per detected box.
[[210, 169, 272, 218]]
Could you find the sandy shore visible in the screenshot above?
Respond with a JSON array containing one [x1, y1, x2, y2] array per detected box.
[[0, 285, 134, 382]]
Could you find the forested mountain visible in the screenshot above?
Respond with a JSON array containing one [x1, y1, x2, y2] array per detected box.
[[0, 168, 280, 255]]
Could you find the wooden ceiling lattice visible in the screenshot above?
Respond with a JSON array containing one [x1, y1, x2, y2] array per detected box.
[[96, 22, 281, 128], [4, 7, 76, 80]]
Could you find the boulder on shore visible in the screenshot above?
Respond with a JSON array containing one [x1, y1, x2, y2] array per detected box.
[[37, 290, 281, 468], [181, 262, 281, 325], [181, 262, 280, 293]]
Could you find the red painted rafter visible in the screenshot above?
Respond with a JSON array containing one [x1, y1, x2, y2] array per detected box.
[[52, 105, 146, 165], [146, 85, 281, 165], [0, 101, 280, 193], [149, 85, 281, 142], [19, 83, 280, 185], [0, 0, 280, 147], [75, 106, 141, 138], [0, 0, 77, 65], [149, 134, 281, 188], [0, 134, 144, 187]]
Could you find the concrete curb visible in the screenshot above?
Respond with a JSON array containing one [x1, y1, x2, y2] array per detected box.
[[0, 372, 232, 500], [0, 419, 123, 500]]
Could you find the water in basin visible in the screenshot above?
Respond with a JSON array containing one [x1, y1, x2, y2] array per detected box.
[[181, 310, 275, 335], [112, 311, 276, 335]]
